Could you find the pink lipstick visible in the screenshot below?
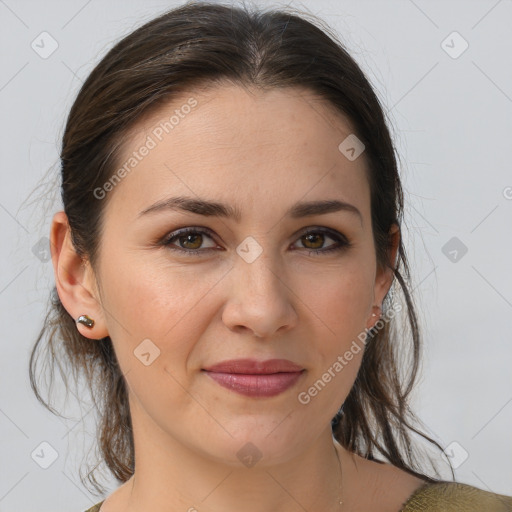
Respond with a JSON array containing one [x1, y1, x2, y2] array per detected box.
[[202, 358, 305, 398]]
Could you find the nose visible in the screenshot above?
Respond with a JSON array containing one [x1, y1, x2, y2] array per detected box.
[[221, 250, 298, 339]]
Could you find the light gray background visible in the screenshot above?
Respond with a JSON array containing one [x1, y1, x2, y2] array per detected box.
[[1, 0, 511, 511]]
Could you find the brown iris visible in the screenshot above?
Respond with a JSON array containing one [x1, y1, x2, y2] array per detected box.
[[179, 233, 203, 250], [301, 232, 325, 250]]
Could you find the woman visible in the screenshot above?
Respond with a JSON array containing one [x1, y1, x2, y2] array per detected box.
[[30, 2, 512, 511]]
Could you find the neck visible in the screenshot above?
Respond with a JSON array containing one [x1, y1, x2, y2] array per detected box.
[[118, 399, 347, 512]]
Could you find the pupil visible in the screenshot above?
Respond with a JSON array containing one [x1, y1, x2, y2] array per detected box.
[[305, 233, 323, 248], [183, 234, 201, 249]]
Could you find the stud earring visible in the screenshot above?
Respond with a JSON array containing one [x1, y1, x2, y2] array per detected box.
[[76, 314, 95, 328]]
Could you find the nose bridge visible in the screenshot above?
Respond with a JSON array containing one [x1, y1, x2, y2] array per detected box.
[[223, 237, 296, 337], [235, 238, 284, 301]]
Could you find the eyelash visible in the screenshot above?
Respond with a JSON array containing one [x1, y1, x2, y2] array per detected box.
[[160, 226, 352, 257]]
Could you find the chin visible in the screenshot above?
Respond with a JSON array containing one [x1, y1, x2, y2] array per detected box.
[[197, 424, 313, 469]]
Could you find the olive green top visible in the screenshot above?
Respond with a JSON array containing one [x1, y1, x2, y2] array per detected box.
[[83, 481, 512, 511]]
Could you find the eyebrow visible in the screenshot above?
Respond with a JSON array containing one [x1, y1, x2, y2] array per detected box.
[[138, 196, 362, 224]]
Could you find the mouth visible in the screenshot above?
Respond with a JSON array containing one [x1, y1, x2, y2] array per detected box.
[[202, 370, 306, 398], [202, 358, 304, 374]]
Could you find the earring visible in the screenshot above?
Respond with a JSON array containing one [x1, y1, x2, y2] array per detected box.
[[76, 314, 95, 328]]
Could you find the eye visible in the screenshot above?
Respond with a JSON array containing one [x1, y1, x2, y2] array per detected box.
[[162, 227, 218, 256], [292, 228, 351, 256], [161, 226, 351, 256]]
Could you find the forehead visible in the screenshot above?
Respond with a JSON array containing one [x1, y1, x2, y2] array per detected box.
[[106, 84, 370, 222]]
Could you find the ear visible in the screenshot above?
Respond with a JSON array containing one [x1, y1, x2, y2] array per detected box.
[[366, 223, 400, 329], [49, 211, 109, 340]]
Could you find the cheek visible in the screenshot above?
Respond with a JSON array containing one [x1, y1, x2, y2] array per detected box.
[[302, 260, 374, 333], [293, 266, 373, 416], [98, 251, 225, 370]]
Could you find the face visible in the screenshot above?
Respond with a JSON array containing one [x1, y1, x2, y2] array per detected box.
[[82, 84, 394, 466]]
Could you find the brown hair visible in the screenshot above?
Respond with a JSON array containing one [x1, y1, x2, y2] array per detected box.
[[30, 0, 452, 494]]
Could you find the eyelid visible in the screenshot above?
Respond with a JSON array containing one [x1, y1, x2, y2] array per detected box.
[[161, 225, 217, 243], [160, 225, 351, 255]]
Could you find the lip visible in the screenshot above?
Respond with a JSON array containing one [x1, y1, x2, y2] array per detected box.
[[202, 358, 304, 374], [202, 358, 305, 398], [203, 371, 305, 397]]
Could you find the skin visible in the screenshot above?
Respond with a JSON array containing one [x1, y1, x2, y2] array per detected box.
[[51, 84, 426, 511]]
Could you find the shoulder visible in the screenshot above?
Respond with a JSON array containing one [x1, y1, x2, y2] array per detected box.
[[83, 501, 104, 512], [341, 449, 432, 511], [400, 481, 512, 511], [345, 449, 511, 512]]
